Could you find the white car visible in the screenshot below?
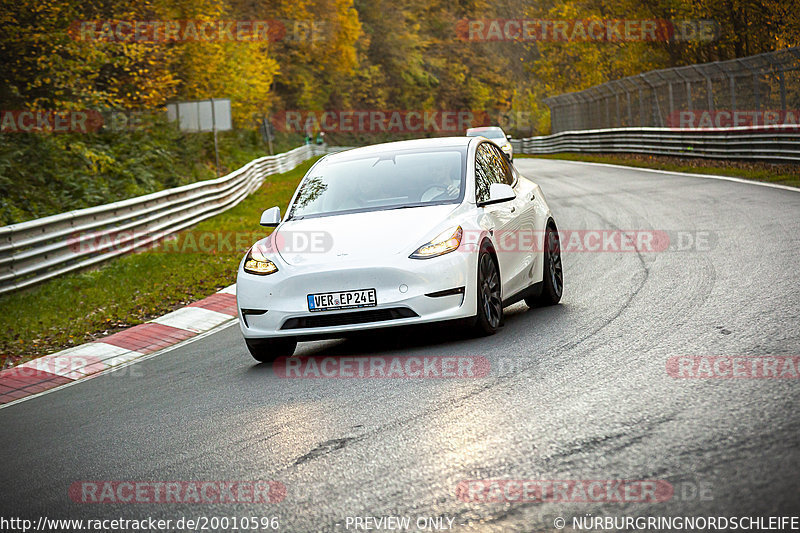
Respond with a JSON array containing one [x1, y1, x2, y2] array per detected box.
[[466, 126, 513, 161], [236, 137, 562, 361]]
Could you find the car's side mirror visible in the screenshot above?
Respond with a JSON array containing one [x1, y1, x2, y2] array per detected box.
[[506, 134, 512, 140], [479, 183, 516, 207], [260, 206, 281, 227]]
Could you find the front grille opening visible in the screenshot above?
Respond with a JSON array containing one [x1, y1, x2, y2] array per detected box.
[[281, 307, 418, 330], [425, 286, 465, 298], [240, 308, 267, 328]]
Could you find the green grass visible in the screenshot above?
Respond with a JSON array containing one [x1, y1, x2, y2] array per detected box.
[[0, 119, 307, 226], [0, 157, 320, 368], [517, 153, 800, 188]]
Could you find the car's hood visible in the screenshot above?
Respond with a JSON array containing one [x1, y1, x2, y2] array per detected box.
[[273, 205, 459, 266], [490, 138, 512, 150]]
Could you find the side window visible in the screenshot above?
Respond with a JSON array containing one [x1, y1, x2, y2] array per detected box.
[[489, 143, 514, 185], [475, 143, 495, 204], [476, 142, 513, 203]]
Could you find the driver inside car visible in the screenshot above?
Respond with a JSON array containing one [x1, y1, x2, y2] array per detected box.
[[420, 158, 460, 202]]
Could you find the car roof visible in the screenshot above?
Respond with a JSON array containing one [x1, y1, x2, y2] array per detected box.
[[324, 136, 474, 161], [466, 126, 504, 133]]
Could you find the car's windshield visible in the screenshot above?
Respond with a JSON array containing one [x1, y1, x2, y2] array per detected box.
[[287, 148, 466, 219], [468, 129, 505, 140]]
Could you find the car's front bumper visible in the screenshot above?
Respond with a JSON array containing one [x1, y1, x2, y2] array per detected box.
[[236, 252, 478, 339]]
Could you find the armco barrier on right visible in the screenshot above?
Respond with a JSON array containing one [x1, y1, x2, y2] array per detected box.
[[511, 124, 800, 163]]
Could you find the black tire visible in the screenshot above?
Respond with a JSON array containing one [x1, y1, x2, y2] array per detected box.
[[472, 244, 503, 336], [245, 338, 297, 362], [526, 224, 563, 307]]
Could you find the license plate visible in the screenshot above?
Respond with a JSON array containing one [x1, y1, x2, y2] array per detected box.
[[307, 288, 377, 312]]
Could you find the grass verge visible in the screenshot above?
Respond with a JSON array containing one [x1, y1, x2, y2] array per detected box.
[[518, 152, 800, 188], [0, 156, 320, 368], [0, 123, 306, 226]]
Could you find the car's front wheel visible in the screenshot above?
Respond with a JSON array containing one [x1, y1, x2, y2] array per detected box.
[[245, 338, 297, 362], [472, 245, 503, 336]]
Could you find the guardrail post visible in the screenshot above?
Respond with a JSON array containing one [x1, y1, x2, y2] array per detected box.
[[753, 71, 761, 111], [668, 83, 674, 121], [627, 90, 633, 126], [686, 81, 692, 112], [638, 85, 645, 127], [706, 75, 714, 113], [779, 70, 787, 111]]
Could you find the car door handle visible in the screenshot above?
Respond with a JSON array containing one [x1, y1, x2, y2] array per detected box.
[[528, 193, 535, 201], [509, 206, 515, 213]]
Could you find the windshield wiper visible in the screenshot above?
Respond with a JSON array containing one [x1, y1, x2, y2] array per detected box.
[[382, 203, 428, 211]]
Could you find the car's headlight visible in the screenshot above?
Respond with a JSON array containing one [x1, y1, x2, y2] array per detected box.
[[243, 243, 278, 275], [410, 226, 462, 259]]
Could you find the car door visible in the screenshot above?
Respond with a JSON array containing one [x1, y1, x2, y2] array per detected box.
[[475, 142, 527, 300], [488, 143, 534, 297]]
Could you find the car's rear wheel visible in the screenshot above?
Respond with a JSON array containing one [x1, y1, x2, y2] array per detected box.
[[526, 224, 563, 307], [245, 338, 297, 362], [473, 245, 503, 336]]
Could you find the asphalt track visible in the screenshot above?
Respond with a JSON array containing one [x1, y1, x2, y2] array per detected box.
[[2, 159, 799, 532]]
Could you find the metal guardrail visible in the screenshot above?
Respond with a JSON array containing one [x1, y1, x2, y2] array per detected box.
[[511, 125, 800, 163], [0, 144, 330, 295]]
